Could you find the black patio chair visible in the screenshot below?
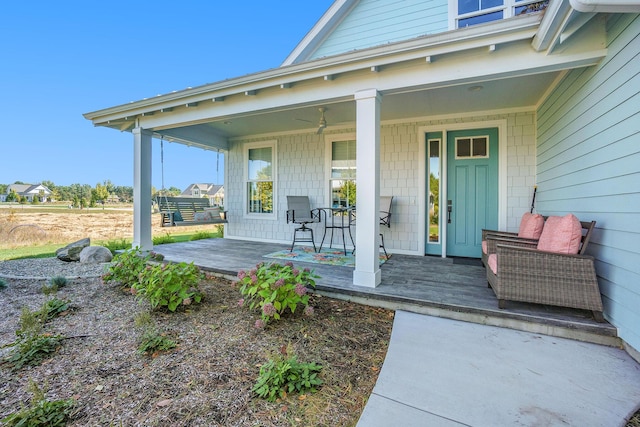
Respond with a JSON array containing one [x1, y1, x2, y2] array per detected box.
[[286, 196, 322, 252]]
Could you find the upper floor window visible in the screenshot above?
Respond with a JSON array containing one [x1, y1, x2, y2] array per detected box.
[[245, 141, 276, 217], [192, 188, 200, 197], [455, 0, 548, 28]]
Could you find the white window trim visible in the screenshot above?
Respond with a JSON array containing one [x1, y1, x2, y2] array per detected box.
[[243, 140, 277, 220], [324, 132, 357, 208], [454, 135, 490, 159], [449, 0, 545, 29]]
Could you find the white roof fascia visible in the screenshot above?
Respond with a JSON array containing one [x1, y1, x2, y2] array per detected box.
[[570, 0, 640, 12], [84, 14, 541, 124], [281, 0, 358, 66]]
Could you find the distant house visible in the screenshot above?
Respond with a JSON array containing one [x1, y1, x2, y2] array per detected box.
[[4, 183, 52, 202], [181, 183, 224, 206]]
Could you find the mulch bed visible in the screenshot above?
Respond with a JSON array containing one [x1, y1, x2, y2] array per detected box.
[[0, 273, 393, 426]]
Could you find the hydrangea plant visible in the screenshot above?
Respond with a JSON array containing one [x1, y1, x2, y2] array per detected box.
[[237, 261, 318, 327]]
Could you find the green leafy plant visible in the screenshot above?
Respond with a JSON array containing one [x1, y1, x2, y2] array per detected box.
[[2, 307, 65, 369], [253, 346, 323, 402], [133, 262, 203, 311], [137, 330, 177, 355], [0, 277, 7, 290], [1, 379, 75, 426], [38, 297, 71, 322], [237, 262, 318, 326], [102, 247, 149, 286], [153, 232, 175, 245], [3, 333, 64, 370]]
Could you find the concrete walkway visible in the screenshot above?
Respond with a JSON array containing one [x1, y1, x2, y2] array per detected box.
[[358, 311, 640, 427]]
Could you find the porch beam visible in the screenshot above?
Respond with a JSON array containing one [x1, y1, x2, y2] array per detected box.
[[132, 128, 153, 251], [353, 89, 382, 288]]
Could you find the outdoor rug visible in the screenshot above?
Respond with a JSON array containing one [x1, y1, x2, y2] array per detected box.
[[264, 246, 389, 267]]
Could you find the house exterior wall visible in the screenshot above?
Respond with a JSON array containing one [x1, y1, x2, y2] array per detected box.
[[536, 14, 640, 352], [310, 0, 448, 60], [226, 110, 536, 255]]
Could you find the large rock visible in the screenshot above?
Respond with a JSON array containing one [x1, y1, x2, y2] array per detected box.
[[79, 246, 113, 264], [56, 238, 90, 262]]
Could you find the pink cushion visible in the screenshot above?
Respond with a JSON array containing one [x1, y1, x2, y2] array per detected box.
[[518, 212, 545, 239], [537, 214, 582, 254], [488, 254, 497, 274], [482, 240, 488, 255]]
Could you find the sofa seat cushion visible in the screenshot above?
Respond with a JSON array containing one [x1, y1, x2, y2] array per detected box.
[[488, 254, 498, 274], [537, 214, 582, 254]]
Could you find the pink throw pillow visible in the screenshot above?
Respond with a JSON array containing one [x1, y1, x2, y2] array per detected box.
[[518, 212, 545, 239], [537, 214, 582, 254], [488, 254, 498, 274], [482, 240, 488, 255]]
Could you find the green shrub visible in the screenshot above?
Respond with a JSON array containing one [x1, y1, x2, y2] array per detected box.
[[102, 238, 131, 254], [102, 248, 149, 286], [253, 347, 323, 402], [133, 262, 203, 311], [0, 278, 7, 290], [42, 276, 69, 295], [189, 230, 213, 241], [1, 379, 75, 427], [152, 233, 175, 245], [237, 262, 318, 327]]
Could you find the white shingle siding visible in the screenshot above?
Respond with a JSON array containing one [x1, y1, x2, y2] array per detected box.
[[536, 14, 640, 352], [226, 110, 535, 255]]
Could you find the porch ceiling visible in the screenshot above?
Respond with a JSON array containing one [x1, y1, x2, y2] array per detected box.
[[167, 71, 559, 142]]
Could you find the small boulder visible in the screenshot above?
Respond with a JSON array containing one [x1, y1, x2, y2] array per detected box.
[[56, 238, 90, 262], [79, 246, 113, 264]]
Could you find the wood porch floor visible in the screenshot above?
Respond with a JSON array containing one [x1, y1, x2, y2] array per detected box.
[[154, 238, 618, 346]]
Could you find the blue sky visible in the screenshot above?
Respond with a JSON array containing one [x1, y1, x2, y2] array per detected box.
[[0, 1, 333, 191]]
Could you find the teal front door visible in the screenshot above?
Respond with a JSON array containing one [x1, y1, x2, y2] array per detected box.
[[446, 128, 498, 258]]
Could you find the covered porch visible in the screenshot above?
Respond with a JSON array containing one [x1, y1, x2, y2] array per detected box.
[[154, 238, 618, 347]]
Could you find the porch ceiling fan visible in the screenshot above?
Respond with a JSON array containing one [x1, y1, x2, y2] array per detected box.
[[316, 107, 327, 134]]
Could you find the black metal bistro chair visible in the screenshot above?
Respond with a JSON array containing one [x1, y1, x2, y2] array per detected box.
[[379, 196, 393, 258], [351, 196, 393, 258], [286, 196, 322, 252]]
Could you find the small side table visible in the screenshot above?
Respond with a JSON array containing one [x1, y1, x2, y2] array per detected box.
[[319, 207, 355, 255]]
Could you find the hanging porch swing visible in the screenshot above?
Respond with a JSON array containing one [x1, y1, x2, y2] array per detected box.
[[155, 137, 228, 227]]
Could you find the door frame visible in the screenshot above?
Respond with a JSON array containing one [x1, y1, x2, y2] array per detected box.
[[418, 119, 507, 258]]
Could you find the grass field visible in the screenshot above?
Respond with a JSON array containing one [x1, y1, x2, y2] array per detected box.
[[0, 204, 223, 260]]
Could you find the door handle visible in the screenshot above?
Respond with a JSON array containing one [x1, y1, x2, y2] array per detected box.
[[447, 200, 452, 224]]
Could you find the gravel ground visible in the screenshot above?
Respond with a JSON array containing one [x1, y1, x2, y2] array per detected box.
[[0, 257, 108, 280], [0, 257, 393, 426]]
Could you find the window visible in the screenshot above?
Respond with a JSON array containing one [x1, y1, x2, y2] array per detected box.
[[330, 139, 356, 208], [428, 138, 441, 243], [455, 136, 489, 159], [455, 0, 548, 28], [245, 141, 276, 216]]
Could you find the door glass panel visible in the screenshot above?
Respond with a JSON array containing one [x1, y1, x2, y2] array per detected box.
[[428, 139, 441, 243], [472, 137, 487, 157], [456, 138, 471, 157]]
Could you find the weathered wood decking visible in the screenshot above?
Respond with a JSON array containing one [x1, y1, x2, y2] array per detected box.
[[155, 238, 618, 346]]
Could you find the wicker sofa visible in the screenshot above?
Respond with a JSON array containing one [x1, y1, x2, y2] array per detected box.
[[485, 216, 604, 322]]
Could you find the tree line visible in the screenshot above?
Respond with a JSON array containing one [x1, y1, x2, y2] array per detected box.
[[0, 180, 134, 207], [0, 181, 187, 208]]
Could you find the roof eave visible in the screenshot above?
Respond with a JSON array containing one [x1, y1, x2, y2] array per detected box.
[[84, 14, 542, 125]]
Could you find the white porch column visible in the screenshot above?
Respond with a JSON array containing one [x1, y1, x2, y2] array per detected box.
[[132, 127, 153, 251], [353, 89, 382, 288]]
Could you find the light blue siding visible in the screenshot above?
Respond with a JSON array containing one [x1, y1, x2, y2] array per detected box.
[[310, 0, 448, 60], [536, 14, 640, 352]]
